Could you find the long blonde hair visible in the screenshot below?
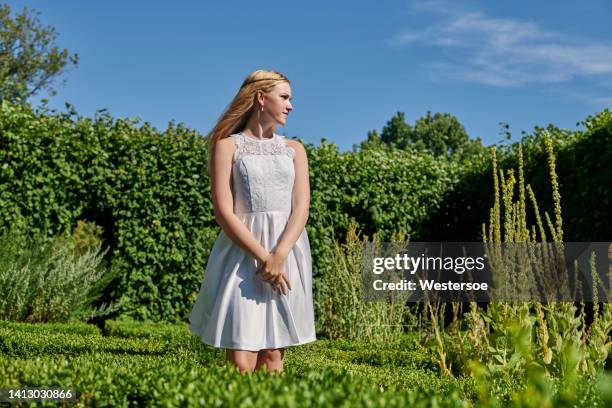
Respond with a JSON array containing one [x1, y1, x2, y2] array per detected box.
[[206, 69, 290, 175]]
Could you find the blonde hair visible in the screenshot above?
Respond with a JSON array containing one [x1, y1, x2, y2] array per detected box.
[[206, 69, 290, 175]]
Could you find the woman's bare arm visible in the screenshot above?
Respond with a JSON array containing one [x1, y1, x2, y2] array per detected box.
[[211, 137, 269, 264], [272, 140, 310, 259]]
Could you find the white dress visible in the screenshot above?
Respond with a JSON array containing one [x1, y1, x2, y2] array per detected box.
[[188, 132, 317, 351]]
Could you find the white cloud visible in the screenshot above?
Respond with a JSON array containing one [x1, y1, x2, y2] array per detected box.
[[393, 2, 612, 87]]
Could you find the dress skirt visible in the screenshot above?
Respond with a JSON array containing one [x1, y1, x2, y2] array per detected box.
[[188, 210, 317, 351]]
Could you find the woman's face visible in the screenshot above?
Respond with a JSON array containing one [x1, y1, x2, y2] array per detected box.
[[259, 82, 293, 126]]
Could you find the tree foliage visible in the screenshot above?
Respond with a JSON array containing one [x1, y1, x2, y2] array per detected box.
[[412, 110, 469, 157], [364, 110, 487, 161], [0, 4, 78, 103], [380, 111, 413, 149]]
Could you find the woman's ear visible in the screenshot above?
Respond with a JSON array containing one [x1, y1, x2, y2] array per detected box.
[[255, 90, 265, 107]]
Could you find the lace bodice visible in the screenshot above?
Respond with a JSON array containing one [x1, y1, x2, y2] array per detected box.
[[230, 133, 296, 214]]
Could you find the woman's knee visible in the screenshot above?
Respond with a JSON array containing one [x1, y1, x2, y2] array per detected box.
[[257, 348, 285, 363], [226, 350, 257, 372]]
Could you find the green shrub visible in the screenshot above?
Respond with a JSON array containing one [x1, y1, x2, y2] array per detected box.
[[0, 101, 456, 325], [424, 109, 612, 242], [0, 223, 119, 323], [2, 320, 609, 406], [0, 321, 476, 407], [1, 100, 609, 325]]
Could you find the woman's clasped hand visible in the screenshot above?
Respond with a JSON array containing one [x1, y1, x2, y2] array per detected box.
[[256, 252, 292, 295]]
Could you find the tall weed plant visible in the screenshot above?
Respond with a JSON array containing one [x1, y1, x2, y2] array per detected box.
[[320, 221, 413, 341], [466, 132, 612, 405]]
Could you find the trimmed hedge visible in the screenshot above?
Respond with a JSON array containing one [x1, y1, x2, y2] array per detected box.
[[1, 100, 610, 324], [0, 320, 477, 406], [422, 110, 612, 241], [0, 101, 455, 325], [1, 320, 610, 407]]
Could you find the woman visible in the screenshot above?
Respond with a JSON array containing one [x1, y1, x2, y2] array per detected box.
[[189, 69, 316, 374]]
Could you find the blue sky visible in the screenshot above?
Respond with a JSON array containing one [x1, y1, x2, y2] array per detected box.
[[7, 0, 612, 151]]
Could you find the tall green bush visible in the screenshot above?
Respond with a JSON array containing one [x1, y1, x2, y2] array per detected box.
[[0, 100, 217, 322], [1, 99, 609, 324], [0, 101, 456, 323], [423, 109, 612, 242]]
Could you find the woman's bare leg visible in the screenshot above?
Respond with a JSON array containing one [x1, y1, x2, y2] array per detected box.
[[255, 348, 286, 373], [226, 349, 258, 373]]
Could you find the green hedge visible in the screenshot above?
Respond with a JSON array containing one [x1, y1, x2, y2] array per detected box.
[[0, 101, 216, 322], [1, 320, 610, 407], [0, 320, 477, 406], [422, 110, 612, 241], [1, 100, 609, 324], [0, 101, 455, 324]]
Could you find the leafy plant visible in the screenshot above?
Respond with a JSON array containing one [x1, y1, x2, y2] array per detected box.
[[0, 222, 121, 322]]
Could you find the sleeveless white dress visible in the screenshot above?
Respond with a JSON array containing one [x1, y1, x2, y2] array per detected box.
[[188, 132, 316, 351]]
